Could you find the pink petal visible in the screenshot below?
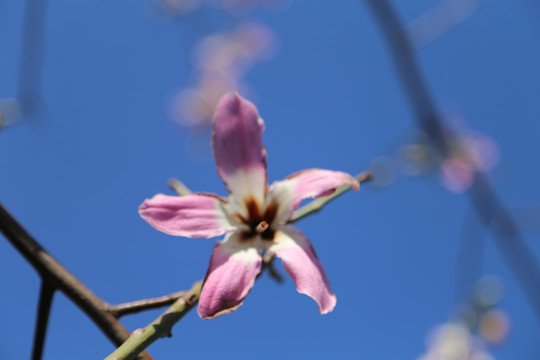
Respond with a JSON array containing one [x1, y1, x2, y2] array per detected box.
[[270, 227, 336, 314], [139, 193, 236, 238], [269, 169, 359, 222], [198, 234, 262, 319], [212, 93, 267, 203], [441, 158, 474, 193]]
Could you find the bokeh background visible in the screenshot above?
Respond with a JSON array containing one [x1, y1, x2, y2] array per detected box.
[[1, 0, 540, 359]]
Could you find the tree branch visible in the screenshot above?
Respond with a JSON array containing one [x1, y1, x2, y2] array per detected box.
[[31, 281, 55, 360], [0, 204, 153, 360], [364, 0, 540, 323], [289, 172, 373, 223]]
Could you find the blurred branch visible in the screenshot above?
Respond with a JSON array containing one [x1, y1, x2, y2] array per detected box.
[[104, 281, 202, 360], [0, 204, 153, 360], [18, 0, 49, 120], [31, 281, 55, 360], [496, 207, 540, 235], [289, 172, 373, 223], [365, 0, 540, 323], [454, 209, 487, 302]]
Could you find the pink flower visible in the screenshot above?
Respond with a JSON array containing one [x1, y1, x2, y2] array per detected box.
[[140, 93, 359, 319]]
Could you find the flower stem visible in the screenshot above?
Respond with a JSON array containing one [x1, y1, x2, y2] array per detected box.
[[104, 281, 202, 360], [106, 172, 370, 359]]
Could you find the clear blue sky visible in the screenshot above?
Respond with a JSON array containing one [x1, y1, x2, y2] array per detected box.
[[1, 1, 540, 359]]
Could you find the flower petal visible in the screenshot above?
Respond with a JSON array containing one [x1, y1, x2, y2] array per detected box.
[[268, 169, 359, 222], [212, 93, 267, 204], [139, 193, 236, 238], [198, 233, 262, 319], [270, 226, 336, 314]]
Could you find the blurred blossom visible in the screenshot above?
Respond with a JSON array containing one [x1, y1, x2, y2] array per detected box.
[[419, 322, 493, 360], [397, 108, 499, 193], [441, 132, 499, 193], [194, 23, 277, 76], [155, 0, 291, 15], [0, 98, 21, 130], [170, 74, 249, 128], [420, 276, 509, 360], [478, 309, 509, 345], [171, 22, 277, 127], [399, 140, 437, 176]]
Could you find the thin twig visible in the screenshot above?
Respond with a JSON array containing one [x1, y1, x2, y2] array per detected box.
[[0, 204, 153, 360], [104, 282, 202, 360], [31, 281, 55, 360], [365, 0, 540, 323], [289, 172, 373, 223], [168, 178, 192, 196], [108, 291, 187, 318]]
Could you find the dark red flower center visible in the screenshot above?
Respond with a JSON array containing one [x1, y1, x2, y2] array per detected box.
[[236, 197, 278, 241]]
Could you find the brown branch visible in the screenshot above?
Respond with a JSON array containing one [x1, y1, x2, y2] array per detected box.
[[108, 291, 187, 318], [365, 0, 540, 323], [31, 281, 55, 360], [0, 204, 153, 360]]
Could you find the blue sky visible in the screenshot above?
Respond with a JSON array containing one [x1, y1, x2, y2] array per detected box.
[[1, 0, 540, 359]]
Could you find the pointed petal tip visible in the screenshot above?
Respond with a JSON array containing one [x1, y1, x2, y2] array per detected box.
[[215, 92, 245, 117], [318, 295, 337, 315], [271, 229, 337, 316], [138, 196, 154, 212], [295, 284, 336, 315]]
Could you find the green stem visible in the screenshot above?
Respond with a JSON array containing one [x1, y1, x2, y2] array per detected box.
[[106, 171, 371, 359], [104, 281, 202, 360], [289, 172, 372, 223]]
